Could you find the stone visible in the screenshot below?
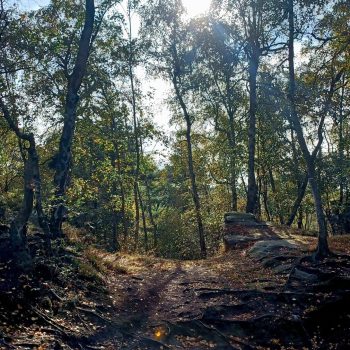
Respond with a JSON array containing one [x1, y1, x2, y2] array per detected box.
[[224, 212, 257, 224], [223, 235, 260, 250], [248, 240, 299, 260]]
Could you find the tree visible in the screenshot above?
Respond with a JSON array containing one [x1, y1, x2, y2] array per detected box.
[[286, 0, 344, 258], [141, 0, 207, 257], [0, 1, 51, 269], [50, 0, 96, 238]]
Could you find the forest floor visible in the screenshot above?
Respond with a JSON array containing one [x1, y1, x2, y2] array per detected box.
[[1, 225, 350, 349]]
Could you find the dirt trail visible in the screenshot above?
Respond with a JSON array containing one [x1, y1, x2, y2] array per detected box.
[[1, 228, 350, 349], [97, 246, 288, 349], [89, 231, 350, 349]]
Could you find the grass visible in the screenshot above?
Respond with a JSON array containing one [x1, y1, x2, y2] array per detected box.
[[77, 260, 104, 283]]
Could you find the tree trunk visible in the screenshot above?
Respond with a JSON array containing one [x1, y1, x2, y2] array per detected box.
[[1, 99, 52, 269], [184, 117, 207, 258], [9, 147, 34, 271], [338, 74, 345, 206], [110, 146, 119, 252], [111, 210, 119, 252], [287, 0, 329, 259], [297, 205, 303, 229], [143, 168, 157, 248], [246, 51, 259, 214], [137, 186, 148, 252], [268, 168, 284, 224], [227, 111, 238, 211], [127, 2, 141, 251], [50, 0, 95, 238], [112, 133, 128, 241], [262, 174, 271, 221], [287, 173, 308, 227], [172, 78, 207, 259]]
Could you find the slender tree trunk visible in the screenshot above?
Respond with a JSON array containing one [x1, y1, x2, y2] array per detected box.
[[143, 168, 157, 248], [262, 174, 271, 221], [338, 75, 345, 206], [287, 173, 308, 226], [137, 186, 148, 252], [50, 0, 95, 238], [287, 0, 329, 259], [297, 205, 303, 229], [10, 147, 34, 271], [111, 209, 118, 252], [1, 99, 52, 269], [268, 168, 284, 224], [34, 162, 52, 256], [184, 117, 207, 258], [246, 51, 259, 214], [111, 129, 128, 241], [127, 2, 141, 250], [172, 78, 207, 259], [227, 111, 237, 211], [110, 148, 119, 252]]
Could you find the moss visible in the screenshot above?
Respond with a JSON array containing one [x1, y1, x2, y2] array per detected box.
[[103, 259, 128, 274], [77, 261, 104, 283]]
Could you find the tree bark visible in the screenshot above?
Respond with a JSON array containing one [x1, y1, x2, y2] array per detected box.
[[287, 173, 308, 227], [338, 74, 345, 206], [110, 148, 120, 252], [172, 77, 207, 259], [268, 168, 284, 224], [287, 0, 329, 259], [113, 137, 128, 243], [137, 186, 148, 252], [50, 0, 95, 238], [1, 98, 51, 270], [227, 111, 238, 211], [246, 51, 259, 214], [127, 2, 141, 250]]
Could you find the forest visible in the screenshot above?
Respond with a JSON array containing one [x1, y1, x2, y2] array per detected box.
[[0, 0, 349, 349]]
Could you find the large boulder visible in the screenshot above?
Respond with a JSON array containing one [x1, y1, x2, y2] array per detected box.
[[249, 239, 298, 259], [224, 212, 257, 223], [248, 239, 300, 273], [224, 212, 268, 227], [223, 234, 262, 251]]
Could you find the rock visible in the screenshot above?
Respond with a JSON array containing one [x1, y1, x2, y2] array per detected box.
[[293, 268, 319, 283], [223, 234, 260, 250], [224, 212, 257, 224], [248, 239, 299, 260], [224, 212, 268, 228]]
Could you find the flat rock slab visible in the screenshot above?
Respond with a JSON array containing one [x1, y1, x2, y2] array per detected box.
[[249, 239, 299, 259], [224, 212, 268, 229], [247, 240, 300, 274], [223, 234, 261, 250], [224, 212, 257, 224]]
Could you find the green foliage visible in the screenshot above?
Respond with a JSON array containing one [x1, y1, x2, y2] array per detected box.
[[0, 0, 349, 261]]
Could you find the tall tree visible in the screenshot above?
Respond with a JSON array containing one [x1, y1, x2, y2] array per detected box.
[[219, 0, 286, 213], [286, 0, 344, 258], [50, 0, 95, 237], [141, 0, 207, 257], [0, 1, 51, 269]]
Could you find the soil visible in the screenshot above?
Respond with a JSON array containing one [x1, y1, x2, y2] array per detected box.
[[1, 226, 350, 349]]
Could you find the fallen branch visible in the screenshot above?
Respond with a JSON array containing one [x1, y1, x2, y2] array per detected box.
[[198, 320, 239, 349], [75, 306, 112, 324], [31, 307, 72, 337]]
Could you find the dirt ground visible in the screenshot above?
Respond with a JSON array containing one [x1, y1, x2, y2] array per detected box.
[[1, 228, 350, 349]]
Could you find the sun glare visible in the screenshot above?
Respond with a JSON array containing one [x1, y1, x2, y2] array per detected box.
[[182, 0, 212, 17]]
